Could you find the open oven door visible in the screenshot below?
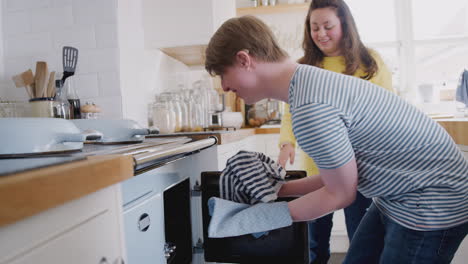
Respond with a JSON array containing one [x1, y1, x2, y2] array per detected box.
[[200, 171, 309, 264]]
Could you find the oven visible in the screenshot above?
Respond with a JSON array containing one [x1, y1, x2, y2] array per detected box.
[[0, 117, 309, 263], [120, 143, 309, 264]]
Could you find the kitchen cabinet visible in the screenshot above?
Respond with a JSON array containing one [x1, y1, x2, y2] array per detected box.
[[216, 135, 258, 170], [0, 184, 125, 264], [143, 0, 236, 66]]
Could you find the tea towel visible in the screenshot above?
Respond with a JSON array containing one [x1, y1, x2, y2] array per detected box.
[[220, 151, 287, 205]]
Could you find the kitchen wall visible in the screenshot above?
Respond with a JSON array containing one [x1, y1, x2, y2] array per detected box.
[[0, 1, 4, 80], [0, 0, 191, 126]]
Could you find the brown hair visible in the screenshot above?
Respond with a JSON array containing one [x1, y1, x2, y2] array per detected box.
[[205, 15, 288, 76], [299, 0, 378, 80]]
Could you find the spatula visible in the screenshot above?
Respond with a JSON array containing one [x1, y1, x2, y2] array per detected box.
[[12, 69, 35, 98], [60, 46, 78, 87]]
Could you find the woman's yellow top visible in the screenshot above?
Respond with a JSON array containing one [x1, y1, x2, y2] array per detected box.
[[279, 52, 394, 176]]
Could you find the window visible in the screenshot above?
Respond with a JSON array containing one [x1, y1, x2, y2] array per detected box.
[[348, 0, 468, 112]]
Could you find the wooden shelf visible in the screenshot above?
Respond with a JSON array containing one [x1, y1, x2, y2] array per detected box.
[[237, 3, 309, 16], [160, 44, 207, 66]]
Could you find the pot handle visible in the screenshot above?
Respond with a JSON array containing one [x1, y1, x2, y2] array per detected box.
[[82, 129, 103, 141], [148, 128, 159, 135]]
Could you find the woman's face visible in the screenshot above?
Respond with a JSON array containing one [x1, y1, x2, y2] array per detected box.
[[309, 7, 343, 57]]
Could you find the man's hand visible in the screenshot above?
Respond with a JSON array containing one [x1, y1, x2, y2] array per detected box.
[[278, 142, 295, 168]]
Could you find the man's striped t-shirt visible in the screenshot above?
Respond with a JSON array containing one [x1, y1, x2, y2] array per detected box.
[[288, 64, 468, 231]]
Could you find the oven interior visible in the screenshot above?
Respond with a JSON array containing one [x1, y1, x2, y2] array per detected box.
[[200, 170, 309, 264], [163, 178, 192, 264]]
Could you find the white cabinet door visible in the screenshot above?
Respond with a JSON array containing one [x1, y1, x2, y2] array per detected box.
[[0, 184, 125, 264], [143, 0, 236, 48], [10, 209, 123, 264]]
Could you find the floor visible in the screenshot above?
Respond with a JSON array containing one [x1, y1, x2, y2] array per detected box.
[[329, 253, 346, 264]]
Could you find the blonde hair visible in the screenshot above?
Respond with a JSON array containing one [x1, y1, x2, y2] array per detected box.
[[205, 15, 288, 76]]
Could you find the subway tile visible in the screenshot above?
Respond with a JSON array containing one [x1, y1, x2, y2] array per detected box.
[[30, 6, 73, 32], [72, 0, 117, 25], [72, 73, 99, 98], [5, 32, 52, 57], [4, 11, 31, 36], [3, 56, 34, 83], [95, 24, 118, 49], [77, 48, 119, 74], [5, 0, 50, 12], [98, 71, 121, 97], [52, 25, 96, 50], [51, 0, 72, 8]]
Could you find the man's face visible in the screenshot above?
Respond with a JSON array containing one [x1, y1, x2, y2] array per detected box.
[[220, 57, 263, 105]]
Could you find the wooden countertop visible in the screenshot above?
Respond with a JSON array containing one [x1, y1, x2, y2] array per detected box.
[[436, 119, 468, 145], [252, 120, 468, 146], [255, 127, 280, 134], [0, 155, 134, 228]]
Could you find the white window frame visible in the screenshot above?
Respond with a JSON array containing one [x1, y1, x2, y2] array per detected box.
[[364, 0, 468, 102]]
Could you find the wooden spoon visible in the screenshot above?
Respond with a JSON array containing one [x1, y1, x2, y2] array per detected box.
[[34, 62, 48, 98]]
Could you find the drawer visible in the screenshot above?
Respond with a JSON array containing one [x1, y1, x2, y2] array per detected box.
[[10, 209, 122, 264]]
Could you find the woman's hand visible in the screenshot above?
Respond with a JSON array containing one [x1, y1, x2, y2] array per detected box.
[[278, 142, 295, 169]]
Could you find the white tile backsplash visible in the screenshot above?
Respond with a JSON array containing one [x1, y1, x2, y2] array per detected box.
[[0, 0, 197, 124], [72, 73, 99, 98], [95, 24, 118, 49], [72, 0, 117, 26], [52, 25, 96, 50], [5, 32, 52, 57], [5, 0, 50, 12], [51, 0, 72, 8], [4, 11, 31, 36], [98, 71, 120, 97], [30, 6, 73, 33], [77, 48, 119, 74]]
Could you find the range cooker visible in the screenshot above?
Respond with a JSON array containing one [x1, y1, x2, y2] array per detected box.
[[0, 131, 309, 264]]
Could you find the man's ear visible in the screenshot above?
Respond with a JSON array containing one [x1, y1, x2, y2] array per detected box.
[[235, 50, 251, 69]]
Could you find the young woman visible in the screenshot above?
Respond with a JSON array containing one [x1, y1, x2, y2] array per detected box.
[[205, 15, 467, 264], [278, 1, 394, 262]]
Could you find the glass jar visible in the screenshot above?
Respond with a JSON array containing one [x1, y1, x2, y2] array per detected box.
[[192, 80, 209, 128], [153, 94, 176, 134], [247, 104, 268, 127], [183, 89, 204, 132], [54, 82, 71, 119], [172, 91, 190, 132]]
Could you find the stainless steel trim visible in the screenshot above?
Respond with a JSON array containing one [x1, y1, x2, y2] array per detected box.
[[133, 137, 217, 166]]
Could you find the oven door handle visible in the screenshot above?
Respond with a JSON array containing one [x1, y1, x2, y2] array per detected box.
[[132, 137, 217, 166]]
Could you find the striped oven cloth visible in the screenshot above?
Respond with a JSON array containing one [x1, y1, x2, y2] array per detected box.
[[220, 151, 287, 205]]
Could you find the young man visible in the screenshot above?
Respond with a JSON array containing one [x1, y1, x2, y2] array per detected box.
[[205, 15, 467, 263]]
